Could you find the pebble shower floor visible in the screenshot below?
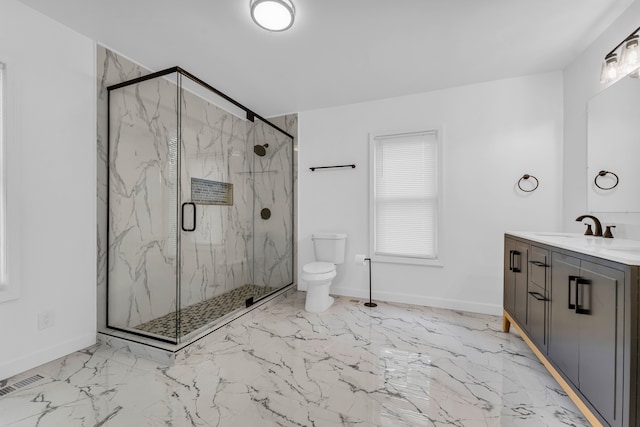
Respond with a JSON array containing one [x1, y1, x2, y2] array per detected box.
[[134, 284, 278, 338]]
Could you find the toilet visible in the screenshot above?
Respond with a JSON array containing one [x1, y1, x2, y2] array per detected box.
[[302, 233, 347, 312]]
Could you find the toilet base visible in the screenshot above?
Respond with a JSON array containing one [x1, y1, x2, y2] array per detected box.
[[304, 281, 335, 313], [305, 295, 334, 313]]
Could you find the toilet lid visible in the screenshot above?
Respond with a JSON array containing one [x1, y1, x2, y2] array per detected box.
[[303, 262, 335, 274]]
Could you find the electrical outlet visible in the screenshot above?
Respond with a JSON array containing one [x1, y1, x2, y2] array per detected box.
[[38, 310, 54, 330]]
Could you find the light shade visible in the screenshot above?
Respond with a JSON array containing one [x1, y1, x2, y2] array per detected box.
[[250, 0, 295, 32], [620, 35, 640, 75], [600, 53, 620, 84]]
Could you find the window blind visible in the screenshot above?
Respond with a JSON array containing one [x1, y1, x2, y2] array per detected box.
[[0, 63, 5, 288], [373, 131, 438, 259]]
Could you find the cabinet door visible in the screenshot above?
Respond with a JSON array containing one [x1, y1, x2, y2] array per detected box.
[[514, 241, 529, 327], [503, 238, 517, 316], [527, 283, 547, 351], [578, 261, 623, 427], [549, 252, 580, 386]]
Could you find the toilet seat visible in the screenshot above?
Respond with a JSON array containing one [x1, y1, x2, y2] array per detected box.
[[301, 262, 336, 282], [302, 262, 335, 274]]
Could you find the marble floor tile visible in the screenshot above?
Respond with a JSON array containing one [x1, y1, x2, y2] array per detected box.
[[0, 292, 589, 426]]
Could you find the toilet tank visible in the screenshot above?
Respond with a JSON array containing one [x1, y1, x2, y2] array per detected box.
[[312, 233, 347, 264]]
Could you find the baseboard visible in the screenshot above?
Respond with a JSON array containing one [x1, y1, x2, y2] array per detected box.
[[0, 333, 96, 381], [329, 286, 503, 316]]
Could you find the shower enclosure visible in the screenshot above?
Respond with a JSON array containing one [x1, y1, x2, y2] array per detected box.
[[107, 67, 294, 345]]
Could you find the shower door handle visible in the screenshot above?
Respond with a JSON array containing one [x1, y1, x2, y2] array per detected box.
[[181, 202, 196, 232]]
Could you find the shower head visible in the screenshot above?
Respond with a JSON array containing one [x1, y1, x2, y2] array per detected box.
[[253, 143, 269, 157]]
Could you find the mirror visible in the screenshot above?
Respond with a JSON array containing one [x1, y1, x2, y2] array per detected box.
[[587, 75, 640, 212]]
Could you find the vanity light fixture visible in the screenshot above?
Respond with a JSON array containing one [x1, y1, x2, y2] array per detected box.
[[620, 34, 640, 74], [600, 26, 640, 83], [601, 53, 620, 84], [250, 0, 295, 32]]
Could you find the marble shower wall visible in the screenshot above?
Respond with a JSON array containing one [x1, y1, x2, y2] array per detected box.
[[97, 46, 296, 333], [265, 114, 298, 287], [250, 119, 294, 288], [97, 47, 150, 332]]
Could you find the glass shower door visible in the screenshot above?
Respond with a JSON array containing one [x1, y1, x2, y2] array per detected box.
[[107, 73, 180, 343], [177, 77, 254, 340]]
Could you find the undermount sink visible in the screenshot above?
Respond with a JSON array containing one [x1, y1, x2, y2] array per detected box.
[[598, 247, 640, 260], [601, 247, 640, 254], [533, 232, 579, 238]]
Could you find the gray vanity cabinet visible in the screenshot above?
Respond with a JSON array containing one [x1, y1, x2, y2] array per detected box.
[[505, 233, 632, 427], [504, 237, 529, 328]]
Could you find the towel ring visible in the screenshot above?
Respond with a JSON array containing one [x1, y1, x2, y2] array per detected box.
[[594, 170, 619, 190], [517, 174, 539, 193]]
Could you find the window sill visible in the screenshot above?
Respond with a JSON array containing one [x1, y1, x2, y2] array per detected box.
[[372, 254, 443, 267]]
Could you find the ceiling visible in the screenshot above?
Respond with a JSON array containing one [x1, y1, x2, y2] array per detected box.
[[16, 0, 635, 117]]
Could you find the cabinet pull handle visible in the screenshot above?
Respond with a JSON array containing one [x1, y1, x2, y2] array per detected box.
[[528, 260, 549, 267], [568, 275, 578, 309], [512, 250, 521, 273], [509, 250, 514, 271], [576, 278, 592, 315], [528, 291, 548, 301]]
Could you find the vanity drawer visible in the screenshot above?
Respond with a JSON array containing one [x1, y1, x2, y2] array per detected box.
[[529, 245, 549, 289]]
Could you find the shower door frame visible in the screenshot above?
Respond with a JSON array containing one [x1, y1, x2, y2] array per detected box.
[[106, 66, 294, 345]]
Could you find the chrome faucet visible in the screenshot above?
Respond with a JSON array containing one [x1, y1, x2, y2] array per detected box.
[[576, 215, 603, 237]]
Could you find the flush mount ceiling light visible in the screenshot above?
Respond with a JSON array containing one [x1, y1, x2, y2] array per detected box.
[[600, 26, 640, 84], [250, 0, 295, 32]]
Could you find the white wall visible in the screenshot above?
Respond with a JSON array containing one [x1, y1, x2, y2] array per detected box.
[[0, 0, 96, 380], [299, 72, 563, 315], [563, 1, 640, 239]]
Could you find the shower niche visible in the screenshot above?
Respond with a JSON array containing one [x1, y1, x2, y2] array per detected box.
[[107, 67, 294, 345]]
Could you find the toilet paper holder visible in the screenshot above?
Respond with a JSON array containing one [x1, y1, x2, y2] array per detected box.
[[355, 254, 377, 308]]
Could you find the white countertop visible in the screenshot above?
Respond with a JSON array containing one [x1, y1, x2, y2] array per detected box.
[[506, 231, 640, 266]]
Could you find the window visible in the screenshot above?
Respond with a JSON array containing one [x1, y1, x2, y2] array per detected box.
[[0, 63, 6, 292], [370, 129, 440, 265], [0, 61, 14, 302], [0, 60, 20, 304]]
